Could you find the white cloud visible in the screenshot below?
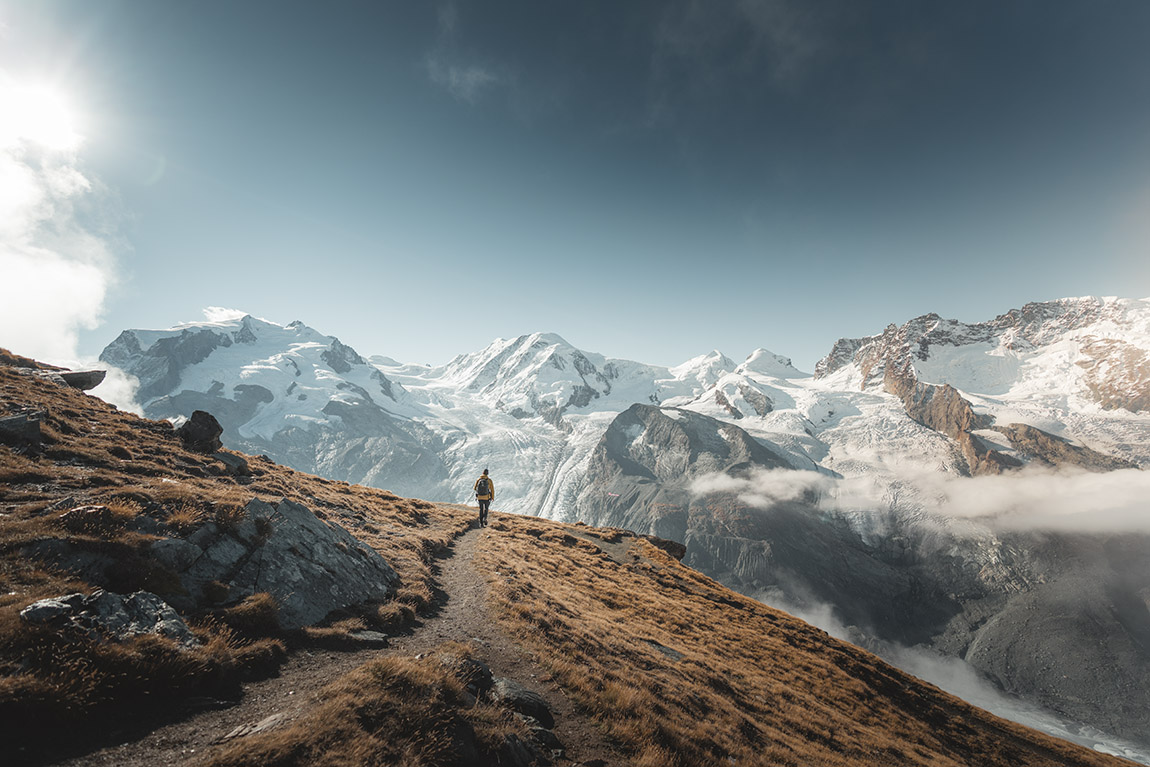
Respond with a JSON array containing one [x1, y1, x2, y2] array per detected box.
[[692, 465, 1150, 533], [0, 71, 119, 365], [88, 364, 143, 416], [201, 306, 249, 323]]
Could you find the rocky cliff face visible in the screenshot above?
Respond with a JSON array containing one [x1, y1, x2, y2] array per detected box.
[[574, 404, 795, 540], [814, 297, 1148, 474], [817, 296, 1150, 413]]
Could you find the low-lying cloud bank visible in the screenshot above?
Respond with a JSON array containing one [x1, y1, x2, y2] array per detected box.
[[692, 465, 1150, 532]]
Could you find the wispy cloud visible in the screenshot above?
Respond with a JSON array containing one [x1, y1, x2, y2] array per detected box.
[[651, 0, 832, 97], [427, 58, 500, 105], [425, 2, 503, 105], [0, 71, 121, 365], [692, 465, 1150, 533], [201, 306, 249, 323]]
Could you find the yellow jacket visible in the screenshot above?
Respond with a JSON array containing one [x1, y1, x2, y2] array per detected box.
[[474, 475, 495, 501]]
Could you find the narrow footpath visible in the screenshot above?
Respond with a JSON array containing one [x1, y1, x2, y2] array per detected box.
[[53, 524, 619, 767]]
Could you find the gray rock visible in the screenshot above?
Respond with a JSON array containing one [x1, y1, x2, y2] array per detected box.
[[347, 630, 389, 646], [58, 370, 107, 390], [153, 497, 399, 629], [20, 590, 198, 648], [489, 678, 554, 729], [528, 725, 564, 752], [495, 734, 544, 767], [177, 410, 224, 453], [221, 712, 289, 742], [0, 412, 42, 447], [150, 537, 202, 572], [212, 451, 251, 476]]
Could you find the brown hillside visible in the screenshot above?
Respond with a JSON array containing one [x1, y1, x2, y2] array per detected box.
[[0, 362, 470, 763]]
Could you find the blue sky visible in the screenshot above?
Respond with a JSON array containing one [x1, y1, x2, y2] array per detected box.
[[2, 1, 1149, 370]]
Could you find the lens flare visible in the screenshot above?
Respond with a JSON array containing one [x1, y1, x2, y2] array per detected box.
[[0, 80, 82, 152]]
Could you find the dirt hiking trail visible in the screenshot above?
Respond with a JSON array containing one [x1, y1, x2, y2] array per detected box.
[[53, 521, 620, 767]]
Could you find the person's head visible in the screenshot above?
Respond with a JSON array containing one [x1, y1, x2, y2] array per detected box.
[[482, 469, 489, 476]]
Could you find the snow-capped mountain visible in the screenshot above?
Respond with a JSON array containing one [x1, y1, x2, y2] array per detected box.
[[100, 316, 451, 499], [813, 296, 1150, 473], [100, 297, 1150, 515]]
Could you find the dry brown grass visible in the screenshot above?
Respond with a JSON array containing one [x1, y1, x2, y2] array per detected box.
[[203, 643, 530, 767], [0, 602, 285, 764], [477, 514, 1130, 767], [0, 364, 473, 762]]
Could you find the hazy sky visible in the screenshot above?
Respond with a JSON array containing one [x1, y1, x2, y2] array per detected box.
[[3, 1, 1149, 370]]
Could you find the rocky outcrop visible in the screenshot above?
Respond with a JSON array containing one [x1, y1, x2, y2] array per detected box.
[[488, 677, 555, 729], [20, 590, 198, 648], [0, 411, 42, 450], [176, 410, 224, 453], [1077, 337, 1150, 412], [58, 370, 107, 390], [882, 347, 1019, 475], [321, 337, 366, 374], [574, 404, 794, 539], [992, 423, 1138, 470], [150, 497, 399, 628]]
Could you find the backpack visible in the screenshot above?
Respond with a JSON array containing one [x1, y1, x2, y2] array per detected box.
[[476, 477, 490, 496]]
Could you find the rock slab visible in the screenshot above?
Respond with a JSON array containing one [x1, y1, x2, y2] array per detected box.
[[20, 589, 198, 648], [152, 497, 400, 629], [489, 677, 555, 729]]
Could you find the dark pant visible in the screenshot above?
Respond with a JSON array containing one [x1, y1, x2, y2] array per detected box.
[[478, 499, 490, 524]]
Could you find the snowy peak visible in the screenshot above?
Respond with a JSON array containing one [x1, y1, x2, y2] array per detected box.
[[438, 332, 626, 426], [671, 350, 737, 389], [100, 314, 404, 426], [738, 348, 806, 378], [813, 296, 1150, 419]]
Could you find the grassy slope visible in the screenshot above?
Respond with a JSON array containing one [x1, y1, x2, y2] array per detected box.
[[477, 517, 1130, 767]]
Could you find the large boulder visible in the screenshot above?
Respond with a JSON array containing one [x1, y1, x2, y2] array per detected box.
[[176, 410, 224, 453], [151, 497, 399, 628], [20, 590, 198, 648]]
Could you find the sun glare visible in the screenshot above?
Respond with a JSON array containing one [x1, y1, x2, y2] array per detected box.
[[0, 80, 82, 152]]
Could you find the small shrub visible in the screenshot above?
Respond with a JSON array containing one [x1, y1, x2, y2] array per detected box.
[[166, 501, 206, 533], [213, 503, 246, 531]]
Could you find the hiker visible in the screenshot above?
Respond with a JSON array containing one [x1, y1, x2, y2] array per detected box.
[[473, 468, 494, 527]]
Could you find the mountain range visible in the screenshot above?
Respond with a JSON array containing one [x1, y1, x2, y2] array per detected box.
[[98, 295, 1150, 755]]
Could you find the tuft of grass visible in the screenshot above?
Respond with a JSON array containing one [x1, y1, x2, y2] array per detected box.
[[213, 593, 282, 637], [166, 500, 206, 533]]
